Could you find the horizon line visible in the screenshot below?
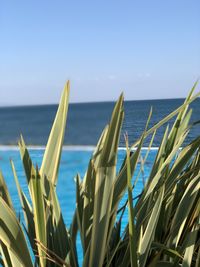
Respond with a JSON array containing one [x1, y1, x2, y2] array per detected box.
[[0, 96, 198, 109]]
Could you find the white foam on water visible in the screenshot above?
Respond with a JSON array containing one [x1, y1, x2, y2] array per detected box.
[[0, 145, 160, 151], [0, 145, 20, 151], [118, 147, 159, 151]]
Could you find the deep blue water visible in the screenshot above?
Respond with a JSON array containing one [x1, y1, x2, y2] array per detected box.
[[0, 98, 200, 147]]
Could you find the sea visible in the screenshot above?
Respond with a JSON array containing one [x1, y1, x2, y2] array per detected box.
[[0, 98, 200, 264], [0, 98, 200, 146]]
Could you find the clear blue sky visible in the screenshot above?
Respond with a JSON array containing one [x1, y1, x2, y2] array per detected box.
[[0, 1, 199, 105]]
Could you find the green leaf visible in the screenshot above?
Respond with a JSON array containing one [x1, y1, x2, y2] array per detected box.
[[88, 94, 124, 267], [0, 197, 33, 267], [168, 172, 200, 248], [182, 223, 199, 267], [125, 136, 138, 267], [31, 167, 47, 267], [0, 242, 13, 267], [40, 81, 70, 186], [139, 185, 165, 267], [11, 160, 37, 255], [0, 171, 13, 210]]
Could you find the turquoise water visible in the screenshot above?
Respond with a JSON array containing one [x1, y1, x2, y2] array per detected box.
[[0, 147, 157, 263]]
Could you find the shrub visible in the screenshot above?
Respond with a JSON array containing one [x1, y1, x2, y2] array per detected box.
[[0, 81, 199, 267]]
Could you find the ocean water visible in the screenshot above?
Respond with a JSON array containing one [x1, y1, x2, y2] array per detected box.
[[0, 98, 200, 146]]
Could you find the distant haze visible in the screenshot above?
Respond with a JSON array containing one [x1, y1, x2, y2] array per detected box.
[[0, 1, 199, 106]]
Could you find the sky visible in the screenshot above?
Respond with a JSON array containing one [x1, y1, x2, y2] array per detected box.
[[0, 1, 199, 105]]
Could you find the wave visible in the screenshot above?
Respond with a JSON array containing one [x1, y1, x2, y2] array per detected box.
[[0, 145, 159, 151]]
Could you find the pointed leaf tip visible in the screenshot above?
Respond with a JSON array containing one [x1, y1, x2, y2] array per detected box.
[[40, 82, 70, 185]]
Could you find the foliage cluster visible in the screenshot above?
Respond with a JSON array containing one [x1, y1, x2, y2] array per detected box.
[[0, 82, 199, 266]]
